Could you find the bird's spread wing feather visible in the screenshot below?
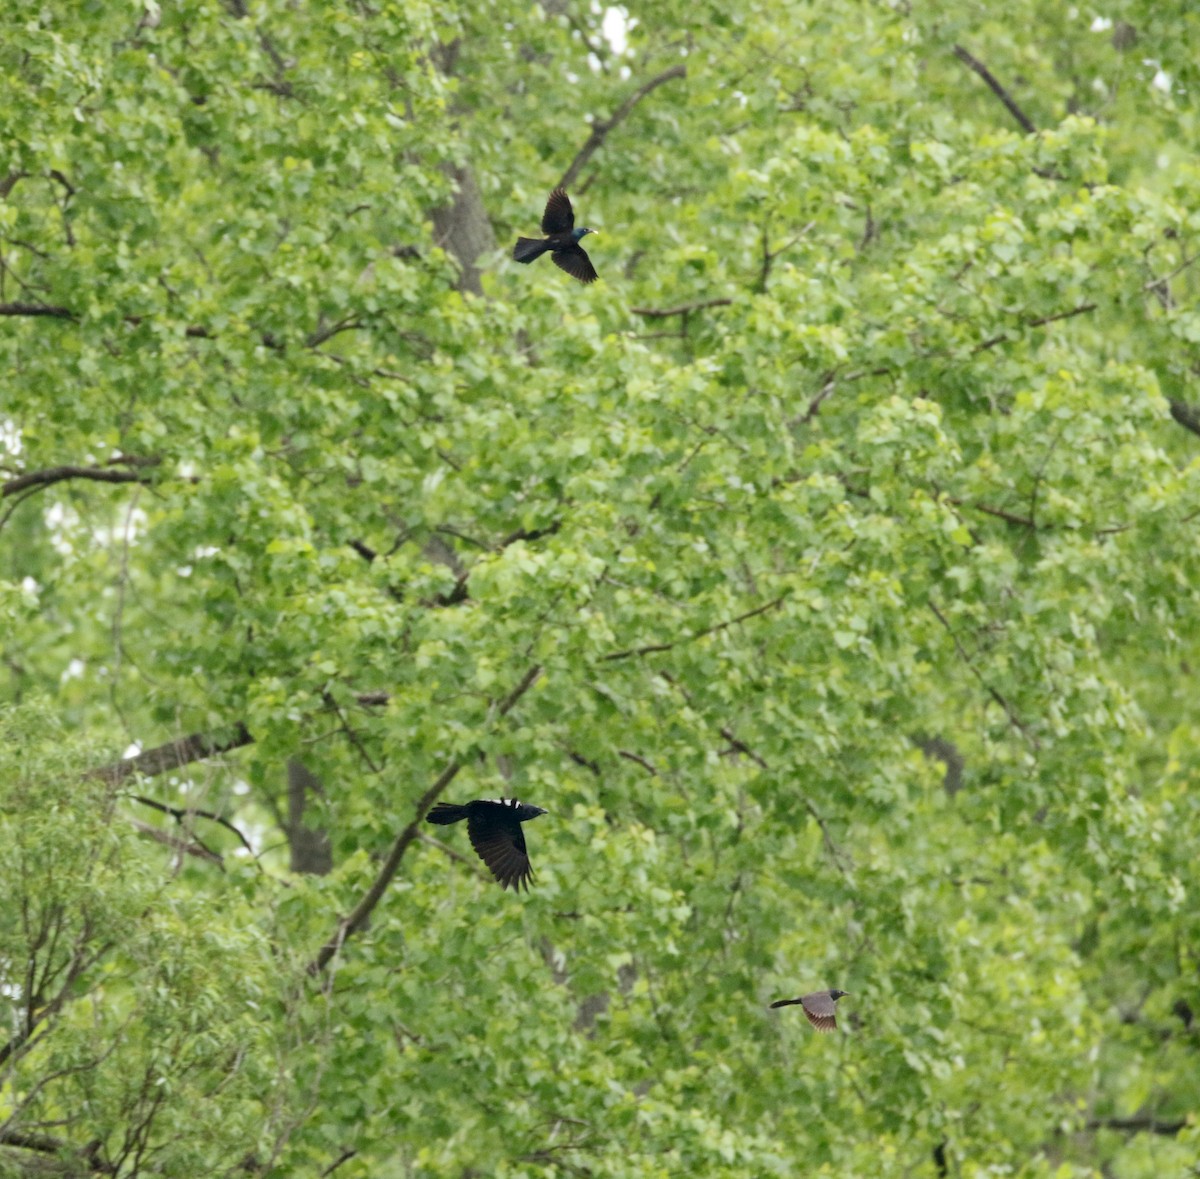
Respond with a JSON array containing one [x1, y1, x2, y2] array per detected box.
[[804, 1010, 838, 1032], [541, 186, 575, 234], [467, 812, 534, 891], [801, 994, 839, 1031], [552, 243, 598, 284]]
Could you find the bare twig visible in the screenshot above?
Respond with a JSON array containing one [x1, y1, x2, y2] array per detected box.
[[941, 495, 1037, 529], [130, 819, 224, 866], [952, 44, 1037, 135], [419, 832, 489, 878], [1143, 251, 1200, 292], [130, 795, 256, 856], [319, 1150, 359, 1178], [928, 599, 1038, 748], [559, 65, 687, 191], [1085, 1115, 1185, 1136], [603, 592, 789, 662], [630, 298, 733, 319], [974, 303, 1097, 352], [618, 749, 658, 775]]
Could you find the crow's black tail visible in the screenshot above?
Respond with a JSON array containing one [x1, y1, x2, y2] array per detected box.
[[769, 998, 804, 1009], [513, 237, 550, 264], [427, 802, 468, 826]]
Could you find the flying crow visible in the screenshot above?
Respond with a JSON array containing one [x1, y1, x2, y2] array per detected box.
[[426, 798, 548, 891]]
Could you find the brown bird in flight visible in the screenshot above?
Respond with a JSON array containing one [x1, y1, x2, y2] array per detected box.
[[769, 989, 849, 1032]]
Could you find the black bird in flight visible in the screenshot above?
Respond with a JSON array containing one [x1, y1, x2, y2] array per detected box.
[[513, 187, 599, 284], [426, 798, 548, 891], [769, 989, 850, 1032]]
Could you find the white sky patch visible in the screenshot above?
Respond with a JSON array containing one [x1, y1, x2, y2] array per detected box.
[[61, 658, 86, 682], [601, 7, 628, 55], [0, 419, 21, 455], [93, 505, 148, 549], [44, 502, 78, 556]]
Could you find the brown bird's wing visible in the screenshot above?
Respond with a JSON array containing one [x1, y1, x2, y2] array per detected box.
[[541, 186, 575, 234], [466, 813, 534, 891], [552, 243, 598, 284], [801, 991, 838, 1032]]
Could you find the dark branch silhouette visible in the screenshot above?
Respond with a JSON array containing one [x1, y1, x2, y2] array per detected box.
[[3, 458, 160, 498], [559, 65, 687, 191], [928, 599, 1039, 748], [0, 301, 75, 319], [630, 298, 733, 319], [89, 726, 255, 786], [604, 593, 789, 662], [1170, 399, 1200, 438], [952, 44, 1037, 135], [1085, 1115, 1186, 1136]]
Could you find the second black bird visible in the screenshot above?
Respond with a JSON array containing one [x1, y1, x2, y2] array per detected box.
[[513, 187, 599, 284], [426, 798, 548, 891]]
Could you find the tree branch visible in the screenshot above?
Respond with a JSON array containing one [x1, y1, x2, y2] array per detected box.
[[88, 726, 255, 786], [86, 690, 391, 786], [952, 44, 1037, 135], [0, 301, 76, 319], [603, 593, 789, 662], [974, 302, 1097, 352], [130, 819, 225, 866], [3, 458, 161, 498], [1085, 1115, 1186, 1136], [928, 599, 1039, 748], [1169, 399, 1200, 438], [630, 298, 732, 319], [559, 65, 687, 191], [308, 664, 542, 974], [130, 795, 256, 856]]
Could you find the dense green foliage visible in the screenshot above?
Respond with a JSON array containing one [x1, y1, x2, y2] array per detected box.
[[2, 1, 1199, 1175]]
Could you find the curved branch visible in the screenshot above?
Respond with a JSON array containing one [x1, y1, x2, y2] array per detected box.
[[559, 65, 686, 191], [130, 795, 256, 856], [3, 459, 161, 498]]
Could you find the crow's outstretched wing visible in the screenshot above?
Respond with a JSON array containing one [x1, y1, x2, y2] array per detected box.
[[552, 243, 598, 284], [541, 186, 575, 234], [467, 808, 534, 891]]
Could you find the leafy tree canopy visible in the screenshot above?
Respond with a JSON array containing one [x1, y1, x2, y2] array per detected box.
[[1, 1, 1198, 1175]]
